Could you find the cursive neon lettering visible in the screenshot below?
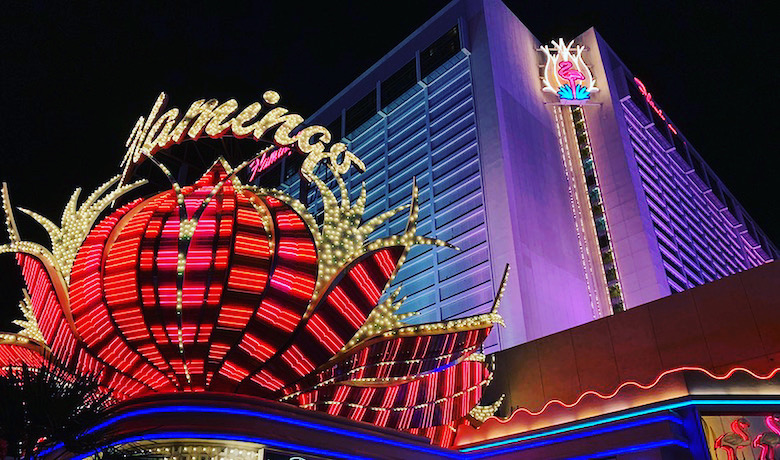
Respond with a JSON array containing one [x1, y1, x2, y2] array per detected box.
[[248, 147, 292, 181], [634, 77, 680, 135], [120, 92, 363, 187]]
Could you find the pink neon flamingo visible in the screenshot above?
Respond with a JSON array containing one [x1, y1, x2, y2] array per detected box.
[[754, 414, 780, 460], [714, 418, 751, 460], [557, 60, 585, 94]]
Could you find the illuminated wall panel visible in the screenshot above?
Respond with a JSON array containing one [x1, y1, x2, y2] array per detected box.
[[622, 103, 772, 292], [285, 51, 496, 334]]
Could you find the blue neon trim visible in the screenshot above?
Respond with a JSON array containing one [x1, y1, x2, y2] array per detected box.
[[567, 439, 689, 460], [467, 415, 682, 459], [40, 397, 780, 459], [37, 442, 64, 456], [460, 398, 780, 453], [69, 432, 370, 460], [84, 405, 460, 458]]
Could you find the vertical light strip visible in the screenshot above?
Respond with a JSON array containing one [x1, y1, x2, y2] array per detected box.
[[553, 106, 601, 319], [569, 106, 625, 313]]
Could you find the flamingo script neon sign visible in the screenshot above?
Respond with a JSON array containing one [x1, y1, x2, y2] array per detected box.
[[119, 91, 364, 188], [633, 77, 679, 135], [248, 146, 292, 181]]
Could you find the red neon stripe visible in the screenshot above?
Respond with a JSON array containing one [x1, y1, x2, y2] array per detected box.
[[348, 262, 381, 304], [327, 286, 365, 330], [374, 248, 398, 279], [254, 298, 299, 333], [274, 209, 307, 231], [269, 265, 315, 299], [280, 344, 316, 377], [237, 333, 276, 362], [304, 314, 343, 355], [250, 369, 285, 391], [276, 237, 317, 263]]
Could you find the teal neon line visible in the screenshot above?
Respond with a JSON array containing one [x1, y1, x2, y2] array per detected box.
[[460, 398, 780, 453]]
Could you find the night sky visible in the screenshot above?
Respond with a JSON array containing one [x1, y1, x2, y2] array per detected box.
[[0, 1, 776, 330]]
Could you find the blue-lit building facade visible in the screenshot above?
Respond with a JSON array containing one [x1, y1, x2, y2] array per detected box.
[[244, 0, 780, 458], [255, 0, 776, 354]]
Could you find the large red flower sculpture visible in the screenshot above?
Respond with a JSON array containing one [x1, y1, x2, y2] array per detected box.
[[0, 102, 506, 447]]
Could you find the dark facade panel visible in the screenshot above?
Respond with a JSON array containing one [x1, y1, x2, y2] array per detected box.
[[381, 58, 417, 109], [344, 88, 377, 135], [420, 25, 460, 79]]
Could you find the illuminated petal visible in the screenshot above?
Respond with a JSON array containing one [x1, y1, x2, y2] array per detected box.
[[0, 335, 46, 368], [209, 193, 317, 392], [235, 246, 404, 395], [70, 198, 177, 392], [297, 359, 491, 430], [284, 265, 507, 396], [15, 254, 77, 365]]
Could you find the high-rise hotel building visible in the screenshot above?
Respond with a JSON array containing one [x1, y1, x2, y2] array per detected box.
[[256, 0, 777, 352]]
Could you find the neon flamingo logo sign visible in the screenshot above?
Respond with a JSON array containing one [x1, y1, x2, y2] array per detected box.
[[705, 414, 780, 460], [541, 38, 598, 102]]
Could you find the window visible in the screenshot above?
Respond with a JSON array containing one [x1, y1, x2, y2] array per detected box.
[[723, 193, 738, 219], [381, 59, 417, 109], [594, 216, 607, 236], [745, 219, 758, 242], [672, 132, 689, 163], [626, 75, 650, 118], [689, 153, 708, 186], [420, 26, 460, 78], [345, 89, 377, 136], [650, 109, 670, 141], [585, 172, 597, 188], [325, 117, 342, 141], [284, 153, 304, 181], [588, 188, 601, 206]]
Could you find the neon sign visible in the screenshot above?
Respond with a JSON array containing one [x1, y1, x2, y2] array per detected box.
[[702, 414, 780, 460], [1, 91, 509, 449], [633, 77, 678, 135], [714, 418, 751, 459], [119, 92, 364, 187], [541, 39, 598, 102], [248, 146, 292, 181]]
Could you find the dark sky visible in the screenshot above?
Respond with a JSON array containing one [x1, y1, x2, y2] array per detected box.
[[0, 1, 777, 329]]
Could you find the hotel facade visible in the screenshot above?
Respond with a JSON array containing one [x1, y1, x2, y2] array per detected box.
[[259, 0, 777, 353], [1, 0, 778, 459]]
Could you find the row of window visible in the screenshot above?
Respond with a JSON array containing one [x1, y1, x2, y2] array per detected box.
[[624, 105, 769, 292], [284, 52, 496, 336], [623, 73, 777, 259], [571, 107, 625, 312], [327, 25, 462, 140]]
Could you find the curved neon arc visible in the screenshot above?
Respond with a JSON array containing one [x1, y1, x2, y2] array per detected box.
[[81, 404, 461, 459], [69, 432, 370, 460], [486, 366, 780, 423]]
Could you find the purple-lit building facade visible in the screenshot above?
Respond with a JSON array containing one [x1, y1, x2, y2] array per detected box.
[[258, 0, 778, 354]]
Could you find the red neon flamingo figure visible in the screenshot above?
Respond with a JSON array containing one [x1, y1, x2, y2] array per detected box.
[[557, 60, 585, 94], [715, 418, 751, 460], [754, 414, 780, 460]]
